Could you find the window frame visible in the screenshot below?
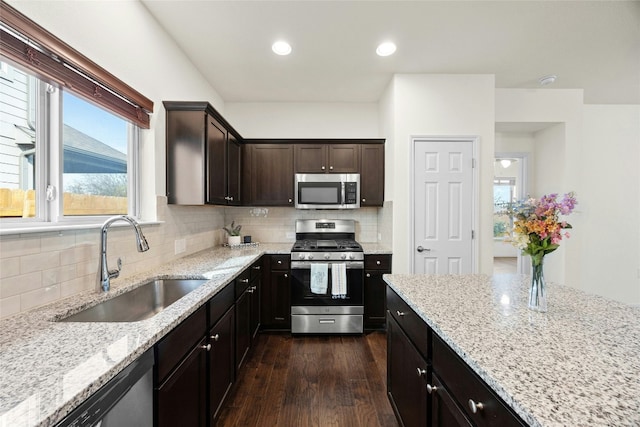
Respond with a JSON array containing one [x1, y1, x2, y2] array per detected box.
[[0, 65, 141, 231]]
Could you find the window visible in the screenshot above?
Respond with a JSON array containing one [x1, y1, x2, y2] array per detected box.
[[493, 177, 516, 238], [0, 2, 152, 228], [0, 62, 138, 222]]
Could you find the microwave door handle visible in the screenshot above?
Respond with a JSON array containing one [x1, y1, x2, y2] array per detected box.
[[341, 182, 346, 205]]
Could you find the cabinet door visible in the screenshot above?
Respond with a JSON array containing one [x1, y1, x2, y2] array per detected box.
[[364, 271, 387, 328], [270, 270, 291, 329], [209, 308, 235, 424], [227, 133, 241, 205], [387, 315, 428, 427], [360, 144, 384, 206], [328, 144, 359, 173], [206, 116, 227, 205], [249, 274, 261, 339], [431, 373, 473, 427], [166, 110, 206, 205], [243, 144, 294, 205], [294, 144, 326, 173], [235, 289, 251, 371], [156, 338, 208, 427]]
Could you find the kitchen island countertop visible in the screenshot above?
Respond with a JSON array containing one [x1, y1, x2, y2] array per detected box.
[[383, 273, 640, 427]]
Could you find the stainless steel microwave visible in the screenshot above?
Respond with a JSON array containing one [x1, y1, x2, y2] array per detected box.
[[295, 173, 360, 209]]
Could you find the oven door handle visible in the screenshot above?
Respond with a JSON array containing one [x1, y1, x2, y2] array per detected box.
[[291, 261, 364, 269]]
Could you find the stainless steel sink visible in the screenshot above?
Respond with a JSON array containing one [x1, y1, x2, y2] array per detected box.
[[60, 279, 209, 322]]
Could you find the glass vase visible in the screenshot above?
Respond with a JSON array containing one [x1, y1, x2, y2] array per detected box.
[[529, 257, 547, 312]]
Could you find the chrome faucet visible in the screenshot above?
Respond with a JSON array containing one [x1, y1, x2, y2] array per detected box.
[[98, 215, 150, 292]]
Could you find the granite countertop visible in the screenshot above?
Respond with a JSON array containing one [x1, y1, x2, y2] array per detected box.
[[0, 243, 291, 427], [383, 273, 640, 427]]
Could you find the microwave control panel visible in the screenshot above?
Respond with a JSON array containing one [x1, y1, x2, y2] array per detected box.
[[345, 182, 358, 204]]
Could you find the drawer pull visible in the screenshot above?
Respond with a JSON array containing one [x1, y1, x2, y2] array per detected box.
[[468, 399, 484, 413], [253, 266, 261, 270], [284, 273, 288, 278], [416, 368, 426, 377], [201, 344, 211, 351], [211, 334, 220, 342], [366, 273, 371, 278], [426, 384, 438, 394], [278, 260, 282, 264], [240, 278, 249, 283], [396, 310, 405, 317]]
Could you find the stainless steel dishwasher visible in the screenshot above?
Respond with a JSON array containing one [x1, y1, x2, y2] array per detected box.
[[56, 348, 154, 426]]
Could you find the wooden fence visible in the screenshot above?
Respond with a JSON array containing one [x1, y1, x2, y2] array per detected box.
[[0, 188, 127, 217]]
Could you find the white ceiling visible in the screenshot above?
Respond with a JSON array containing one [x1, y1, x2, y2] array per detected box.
[[141, 0, 640, 105]]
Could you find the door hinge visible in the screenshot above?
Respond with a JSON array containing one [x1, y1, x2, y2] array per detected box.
[[472, 158, 476, 168], [471, 230, 475, 239]]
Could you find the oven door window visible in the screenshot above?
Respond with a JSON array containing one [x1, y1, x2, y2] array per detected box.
[[298, 182, 342, 205], [291, 264, 363, 306]]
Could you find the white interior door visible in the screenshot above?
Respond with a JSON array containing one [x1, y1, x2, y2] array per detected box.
[[413, 138, 474, 274]]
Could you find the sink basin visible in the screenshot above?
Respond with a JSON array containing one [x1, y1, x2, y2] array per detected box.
[[60, 279, 209, 322]]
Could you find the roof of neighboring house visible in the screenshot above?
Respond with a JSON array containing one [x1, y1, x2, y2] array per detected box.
[[62, 124, 126, 173]]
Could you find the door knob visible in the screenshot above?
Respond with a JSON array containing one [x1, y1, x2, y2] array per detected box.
[[416, 246, 431, 253]]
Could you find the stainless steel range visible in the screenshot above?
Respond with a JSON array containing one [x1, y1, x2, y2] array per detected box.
[[290, 219, 364, 334]]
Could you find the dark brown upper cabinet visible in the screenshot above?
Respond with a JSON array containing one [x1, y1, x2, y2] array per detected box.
[[294, 143, 360, 173], [164, 101, 241, 206], [241, 143, 294, 206], [360, 143, 385, 207]]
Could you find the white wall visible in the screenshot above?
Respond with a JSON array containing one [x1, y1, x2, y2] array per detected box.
[[388, 74, 496, 274], [225, 102, 379, 139], [580, 105, 640, 304]]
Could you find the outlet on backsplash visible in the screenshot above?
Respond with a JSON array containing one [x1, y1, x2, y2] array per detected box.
[[174, 238, 186, 254]]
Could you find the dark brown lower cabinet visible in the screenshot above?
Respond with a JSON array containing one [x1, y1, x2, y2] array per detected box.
[[364, 254, 392, 329], [156, 337, 208, 427], [209, 307, 235, 424], [260, 255, 291, 330], [235, 287, 251, 371], [387, 315, 428, 427], [387, 286, 526, 427]]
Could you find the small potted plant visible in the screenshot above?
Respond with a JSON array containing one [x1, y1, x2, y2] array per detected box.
[[223, 221, 242, 246]]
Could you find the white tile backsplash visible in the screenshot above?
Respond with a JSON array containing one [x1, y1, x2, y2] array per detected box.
[[0, 198, 392, 319]]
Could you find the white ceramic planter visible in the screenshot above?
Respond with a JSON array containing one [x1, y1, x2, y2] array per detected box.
[[227, 235, 241, 246]]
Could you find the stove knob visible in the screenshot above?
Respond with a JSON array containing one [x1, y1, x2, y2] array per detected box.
[[348, 253, 355, 260], [341, 253, 347, 260], [298, 253, 306, 260], [308, 254, 314, 260], [324, 253, 331, 260]]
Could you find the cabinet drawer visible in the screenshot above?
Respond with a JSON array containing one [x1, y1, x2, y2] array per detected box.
[[156, 305, 207, 384], [365, 254, 392, 271], [208, 283, 234, 328], [432, 334, 525, 427], [386, 286, 429, 359], [270, 255, 290, 270], [234, 268, 251, 299], [250, 259, 262, 281]]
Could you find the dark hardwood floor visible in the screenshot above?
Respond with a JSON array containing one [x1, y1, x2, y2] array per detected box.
[[216, 331, 398, 427]]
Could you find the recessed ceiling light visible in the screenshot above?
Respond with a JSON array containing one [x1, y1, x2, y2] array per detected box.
[[376, 42, 396, 57], [272, 41, 292, 56], [539, 75, 557, 86]]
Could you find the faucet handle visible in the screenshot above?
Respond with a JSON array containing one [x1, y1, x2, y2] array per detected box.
[[117, 257, 122, 270], [108, 258, 122, 279]]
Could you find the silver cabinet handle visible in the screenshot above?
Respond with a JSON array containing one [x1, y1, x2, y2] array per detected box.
[[362, 198, 366, 202], [277, 260, 282, 264], [427, 384, 438, 394], [253, 265, 261, 270], [416, 368, 426, 377], [321, 166, 326, 170], [284, 273, 288, 278], [288, 198, 292, 203], [396, 310, 405, 317], [211, 334, 219, 342], [201, 344, 211, 351], [468, 399, 484, 413], [329, 166, 333, 170], [376, 260, 381, 265], [240, 278, 249, 283], [251, 286, 257, 291], [366, 273, 371, 278]]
